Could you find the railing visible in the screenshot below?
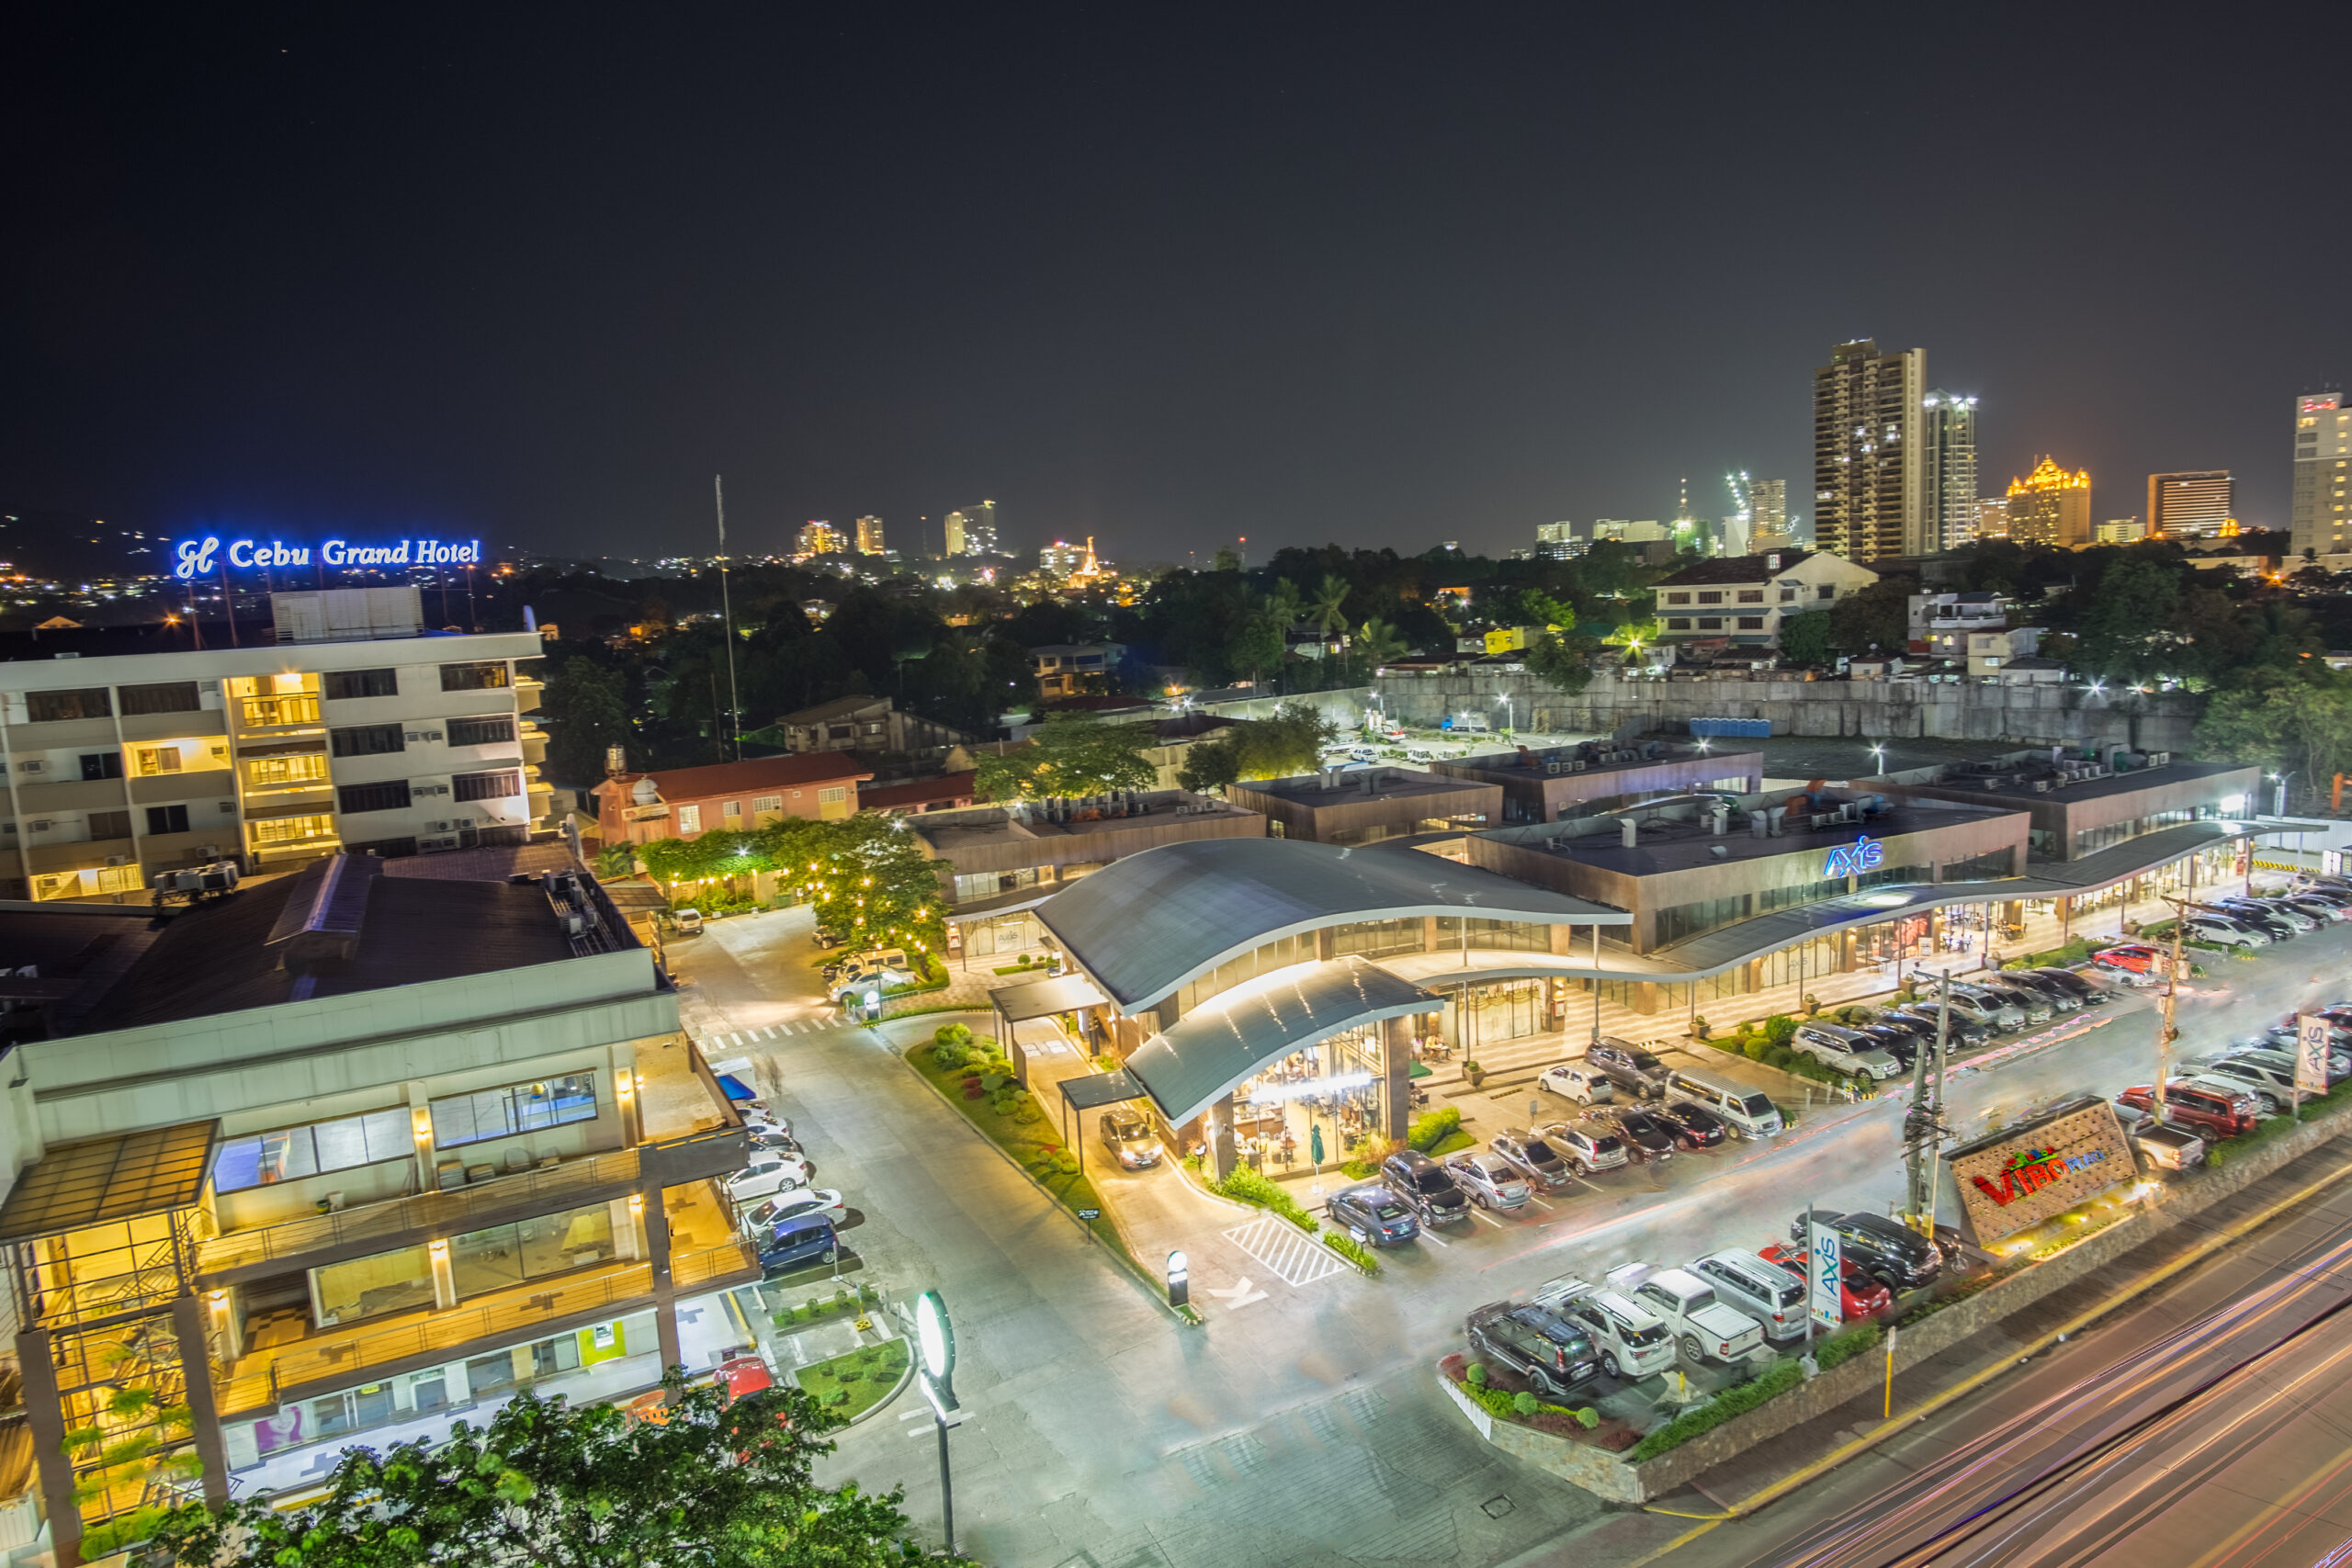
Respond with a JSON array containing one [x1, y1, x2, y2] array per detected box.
[[198, 1146, 643, 1276], [672, 1237, 758, 1292], [237, 695, 322, 728]]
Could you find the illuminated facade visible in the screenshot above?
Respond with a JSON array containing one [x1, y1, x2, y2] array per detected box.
[[2004, 457, 2093, 548], [2146, 471, 2233, 539], [1813, 340, 1926, 561], [944, 501, 999, 558], [1975, 496, 2009, 539], [2292, 394, 2352, 557], [1920, 391, 1979, 550], [854, 515, 886, 554], [1747, 479, 1792, 552], [795, 520, 847, 558]]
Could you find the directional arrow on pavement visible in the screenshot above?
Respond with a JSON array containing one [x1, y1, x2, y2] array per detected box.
[[1206, 1277, 1270, 1309]]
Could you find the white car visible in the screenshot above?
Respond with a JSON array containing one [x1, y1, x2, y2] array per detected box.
[[741, 1188, 846, 1230], [1630, 1266, 1769, 1366], [1537, 1063, 1615, 1105], [1441, 1152, 1531, 1211], [723, 1152, 813, 1207], [1789, 1023, 1903, 1080], [1536, 1280, 1678, 1381], [2185, 914, 2268, 948]]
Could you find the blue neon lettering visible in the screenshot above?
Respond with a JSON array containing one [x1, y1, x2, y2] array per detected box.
[[1826, 835, 1885, 877]]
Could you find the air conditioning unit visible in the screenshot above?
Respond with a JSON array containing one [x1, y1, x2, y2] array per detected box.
[[2032, 779, 2052, 793], [28, 820, 51, 832], [17, 760, 42, 773], [428, 820, 452, 832], [2148, 750, 2173, 766], [419, 834, 459, 852]]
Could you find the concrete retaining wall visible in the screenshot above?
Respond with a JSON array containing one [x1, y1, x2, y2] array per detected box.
[[1447, 1095, 2352, 1501], [1374, 670, 2199, 754]]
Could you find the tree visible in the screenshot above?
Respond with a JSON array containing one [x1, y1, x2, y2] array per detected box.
[[540, 658, 632, 785], [1351, 617, 1408, 672], [2071, 556, 2184, 682], [1523, 630, 1597, 694], [1309, 574, 1352, 643], [151, 1374, 931, 1567], [2195, 674, 2352, 799], [1177, 701, 1337, 791], [1825, 577, 1914, 657], [973, 714, 1157, 799], [1778, 611, 1835, 666]]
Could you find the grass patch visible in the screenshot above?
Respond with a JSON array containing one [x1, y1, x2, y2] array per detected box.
[[770, 1281, 881, 1332], [2003, 935, 2101, 971], [903, 1041, 1124, 1254], [1406, 1106, 1463, 1153], [1425, 1130, 1477, 1156], [792, 1338, 911, 1422]]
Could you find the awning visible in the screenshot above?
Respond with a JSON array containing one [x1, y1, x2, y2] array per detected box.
[[991, 974, 1110, 1023], [0, 1121, 219, 1244], [1057, 1070, 1151, 1112], [1125, 955, 1439, 1125]]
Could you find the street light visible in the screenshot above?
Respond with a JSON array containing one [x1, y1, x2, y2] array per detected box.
[[1868, 742, 1887, 773], [913, 1290, 963, 1556], [2271, 772, 2297, 817], [1495, 693, 1513, 734]]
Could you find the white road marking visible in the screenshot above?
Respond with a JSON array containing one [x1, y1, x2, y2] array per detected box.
[[1527, 1195, 1556, 1210], [1473, 1207, 1506, 1227], [1419, 1227, 1451, 1247], [898, 1407, 926, 1421], [1206, 1276, 1269, 1308], [1220, 1214, 1346, 1287]]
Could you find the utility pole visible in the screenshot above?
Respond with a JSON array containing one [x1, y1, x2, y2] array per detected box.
[[2154, 897, 2189, 1120], [1902, 971, 1951, 1234], [714, 476, 743, 761]]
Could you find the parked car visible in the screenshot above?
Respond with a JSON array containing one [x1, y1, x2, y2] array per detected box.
[[2217, 898, 2310, 936], [2091, 942, 2166, 976], [1537, 1063, 1616, 1105], [2183, 912, 2269, 948], [1663, 1067, 1783, 1140], [2117, 1082, 2260, 1140], [747, 1125, 803, 1155], [1381, 1150, 1473, 1227], [672, 908, 705, 936], [1848, 1005, 1932, 1042], [1539, 1122, 1631, 1177], [1758, 1241, 1894, 1321], [2026, 966, 2112, 1005], [1586, 1106, 1677, 1165], [1996, 971, 2083, 1013], [2188, 1055, 2302, 1109], [756, 1213, 839, 1276], [1327, 1182, 1419, 1247], [1535, 1281, 1679, 1381], [2241, 1041, 2352, 1084], [742, 1188, 846, 1229], [724, 1152, 813, 1207], [1099, 1106, 1163, 1169], [1790, 1022, 1902, 1080], [2177, 1071, 2285, 1116], [1969, 976, 2052, 1025], [1944, 986, 2026, 1032], [1844, 1021, 1923, 1063], [2280, 896, 2352, 924], [1465, 1303, 1600, 1397], [1629, 1266, 1767, 1366], [1489, 1131, 1574, 1190], [2108, 1101, 2208, 1172], [1657, 1100, 1728, 1149], [1886, 1002, 1990, 1049], [1691, 1249, 1809, 1344], [1795, 1212, 1941, 1292], [1443, 1152, 1532, 1211], [1585, 1040, 1671, 1100]]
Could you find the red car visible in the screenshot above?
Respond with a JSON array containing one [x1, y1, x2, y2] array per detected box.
[[713, 1355, 775, 1404], [2092, 943, 2164, 976], [2117, 1083, 2258, 1139], [1758, 1242, 1894, 1321]]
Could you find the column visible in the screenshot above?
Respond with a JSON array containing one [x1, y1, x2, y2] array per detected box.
[[1208, 1093, 1239, 1184], [641, 1187, 683, 1374], [408, 1082, 440, 1192], [429, 1239, 458, 1308], [1383, 1015, 1412, 1141], [170, 1295, 232, 1506], [1317, 927, 1336, 962], [18, 1327, 83, 1568]]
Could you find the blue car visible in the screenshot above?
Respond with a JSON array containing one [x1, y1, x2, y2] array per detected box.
[[758, 1213, 839, 1276]]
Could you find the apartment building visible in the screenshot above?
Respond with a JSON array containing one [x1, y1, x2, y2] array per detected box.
[[0, 848, 752, 1562], [590, 753, 876, 848], [0, 589, 547, 902], [1814, 339, 1926, 561]]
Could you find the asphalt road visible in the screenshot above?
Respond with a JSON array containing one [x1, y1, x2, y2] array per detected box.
[[1653, 1143, 2352, 1568]]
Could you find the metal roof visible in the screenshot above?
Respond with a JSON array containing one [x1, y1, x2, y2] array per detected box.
[[1125, 957, 1439, 1125], [1036, 838, 1626, 1013], [0, 1121, 218, 1243], [1056, 1070, 1152, 1112], [991, 974, 1111, 1023]]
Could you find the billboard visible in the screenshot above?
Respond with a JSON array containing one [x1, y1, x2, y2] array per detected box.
[[1947, 1098, 2135, 1245], [2299, 1013, 2333, 1099], [1808, 1220, 1843, 1331]]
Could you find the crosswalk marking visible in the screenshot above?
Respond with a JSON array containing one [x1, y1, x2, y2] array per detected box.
[[1220, 1213, 1346, 1288]]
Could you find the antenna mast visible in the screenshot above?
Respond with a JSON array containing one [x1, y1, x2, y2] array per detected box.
[[715, 475, 743, 761]]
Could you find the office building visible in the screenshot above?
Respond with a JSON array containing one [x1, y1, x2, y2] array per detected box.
[[0, 587, 547, 900], [1038, 540, 1085, 577], [2005, 457, 2093, 548], [1533, 522, 1585, 560], [1592, 519, 1668, 543], [1975, 496, 2009, 540], [944, 502, 999, 558], [0, 848, 752, 1560], [795, 521, 846, 558], [1920, 391, 1980, 550], [2096, 518, 2147, 545], [1747, 479, 1792, 552], [2145, 471, 2231, 539], [1814, 340, 1927, 561], [854, 515, 886, 555], [2292, 395, 2352, 556]]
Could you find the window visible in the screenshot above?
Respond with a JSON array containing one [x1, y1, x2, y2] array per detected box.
[[88, 809, 132, 840], [1331, 917, 1425, 959], [118, 681, 201, 716], [1939, 847, 2016, 881], [753, 794, 782, 815], [133, 745, 184, 776], [79, 751, 123, 781], [450, 1200, 619, 1298], [344, 835, 419, 858], [213, 1107, 413, 1191], [338, 781, 412, 815], [1737, 616, 1764, 630], [1653, 894, 1752, 946], [1698, 592, 1723, 604], [146, 804, 190, 835], [1464, 918, 1548, 952], [1667, 617, 1692, 630], [676, 804, 701, 834], [722, 800, 742, 822], [446, 714, 515, 748], [818, 786, 847, 806], [1666, 592, 1691, 605], [27, 688, 109, 723], [429, 1073, 598, 1148], [324, 668, 400, 701], [311, 1245, 435, 1326], [239, 693, 321, 727], [332, 724, 405, 757], [1817, 586, 1838, 601], [439, 662, 510, 693], [253, 812, 335, 846], [1737, 590, 1764, 603], [1698, 617, 1723, 630], [453, 770, 520, 802], [245, 751, 329, 786]]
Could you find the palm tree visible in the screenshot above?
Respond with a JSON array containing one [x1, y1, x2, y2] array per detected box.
[[1354, 616, 1408, 675], [1311, 574, 1351, 645], [1261, 581, 1304, 692]]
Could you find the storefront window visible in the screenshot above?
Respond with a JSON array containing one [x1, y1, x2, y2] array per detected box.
[[1464, 918, 1548, 952], [1654, 895, 1751, 946], [1331, 918, 1424, 959], [1939, 848, 2016, 882], [1855, 862, 1929, 891], [311, 1245, 435, 1327], [1173, 933, 1313, 1016], [450, 1200, 619, 1299]]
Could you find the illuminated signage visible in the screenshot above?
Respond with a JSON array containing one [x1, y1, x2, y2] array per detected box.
[[1825, 835, 1884, 877], [1248, 1071, 1374, 1105], [1969, 1145, 2109, 1206], [1949, 1100, 2132, 1244], [172, 535, 482, 580]]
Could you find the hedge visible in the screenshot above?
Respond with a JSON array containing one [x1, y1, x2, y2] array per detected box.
[[1625, 1323, 1883, 1461], [1321, 1231, 1381, 1275], [2208, 1079, 2352, 1167], [1214, 1167, 1320, 1233], [1407, 1106, 1463, 1154]]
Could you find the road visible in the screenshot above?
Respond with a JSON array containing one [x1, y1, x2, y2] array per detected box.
[[665, 902, 2352, 1568]]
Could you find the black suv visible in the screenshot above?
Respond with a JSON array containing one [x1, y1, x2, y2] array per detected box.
[[1466, 1303, 1600, 1397], [1586, 1040, 1669, 1100], [1888, 1002, 1989, 1049], [1381, 1150, 1471, 1227], [1794, 1211, 1942, 1292]]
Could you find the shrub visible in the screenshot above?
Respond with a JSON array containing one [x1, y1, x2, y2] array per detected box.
[[1691, 1015, 1711, 1039], [1407, 1106, 1463, 1154], [1465, 1361, 1488, 1387], [1814, 1321, 1881, 1371], [1214, 1166, 1320, 1232], [980, 1071, 1011, 1093], [1763, 1013, 1798, 1045], [1764, 1044, 1796, 1070], [1512, 1391, 1540, 1416], [1743, 1039, 1770, 1062], [933, 1022, 972, 1047], [1628, 1357, 1806, 1461], [1054, 1151, 1079, 1175], [1340, 1157, 1380, 1180], [1321, 1231, 1381, 1274]]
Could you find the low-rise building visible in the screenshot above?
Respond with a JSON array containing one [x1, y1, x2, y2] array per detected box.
[[0, 587, 548, 899], [591, 753, 874, 846], [1859, 749, 2260, 862], [1908, 591, 2010, 658], [774, 694, 970, 757], [1224, 767, 1502, 846], [1966, 626, 2045, 677], [0, 848, 749, 1560], [1029, 644, 1126, 699], [856, 771, 979, 816], [1654, 552, 1880, 647], [1433, 739, 1764, 824]]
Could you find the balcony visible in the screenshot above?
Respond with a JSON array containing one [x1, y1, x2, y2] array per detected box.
[[198, 1147, 644, 1281], [234, 694, 324, 732], [514, 678, 544, 713]]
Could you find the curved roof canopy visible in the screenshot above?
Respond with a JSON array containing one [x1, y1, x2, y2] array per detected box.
[[1125, 956, 1438, 1125], [1036, 838, 1626, 1012]]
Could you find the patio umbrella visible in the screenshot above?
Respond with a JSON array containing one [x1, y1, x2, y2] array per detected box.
[[1309, 1124, 1325, 1165], [1408, 1060, 1433, 1078]]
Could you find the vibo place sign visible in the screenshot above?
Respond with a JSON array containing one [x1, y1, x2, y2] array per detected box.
[[173, 535, 483, 579]]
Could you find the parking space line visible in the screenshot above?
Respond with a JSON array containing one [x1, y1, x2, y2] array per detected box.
[[1527, 1195, 1556, 1210], [1420, 1227, 1451, 1247], [1473, 1207, 1506, 1227]]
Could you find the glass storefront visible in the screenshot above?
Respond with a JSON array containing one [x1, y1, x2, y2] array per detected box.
[[311, 1245, 435, 1328], [450, 1199, 622, 1299], [1228, 1022, 1393, 1166]]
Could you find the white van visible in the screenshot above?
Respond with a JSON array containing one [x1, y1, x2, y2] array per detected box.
[[1664, 1067, 1782, 1139]]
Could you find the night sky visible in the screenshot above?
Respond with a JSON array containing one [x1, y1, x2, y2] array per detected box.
[[8, 9, 2349, 566]]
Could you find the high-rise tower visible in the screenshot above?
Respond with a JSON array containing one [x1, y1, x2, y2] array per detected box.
[[1814, 340, 1927, 560], [1920, 391, 1979, 550], [2293, 394, 2351, 556]]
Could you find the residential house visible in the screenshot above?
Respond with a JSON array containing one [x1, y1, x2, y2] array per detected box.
[[775, 695, 969, 758], [590, 754, 874, 847], [1029, 644, 1126, 700], [1653, 551, 1880, 648]]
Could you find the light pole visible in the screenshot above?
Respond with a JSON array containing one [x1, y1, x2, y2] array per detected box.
[[1496, 693, 1514, 735], [2272, 771, 2297, 817], [1868, 741, 1887, 775], [913, 1290, 963, 1556]]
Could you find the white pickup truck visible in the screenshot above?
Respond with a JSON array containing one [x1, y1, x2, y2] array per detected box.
[[1624, 1264, 1768, 1367]]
